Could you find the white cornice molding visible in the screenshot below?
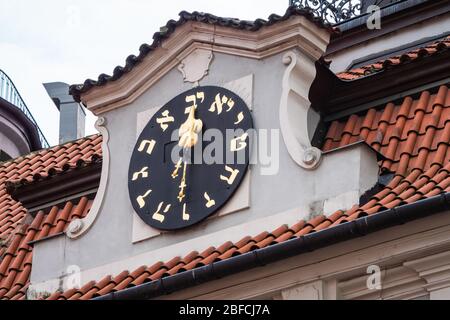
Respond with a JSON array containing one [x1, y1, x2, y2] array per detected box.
[[80, 16, 330, 115], [404, 251, 450, 292], [338, 266, 427, 300], [281, 280, 324, 300]]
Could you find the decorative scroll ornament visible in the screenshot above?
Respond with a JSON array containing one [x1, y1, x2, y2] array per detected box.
[[67, 116, 110, 239], [279, 51, 322, 170], [291, 0, 362, 24]]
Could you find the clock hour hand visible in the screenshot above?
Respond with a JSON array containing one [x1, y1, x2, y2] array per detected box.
[[178, 103, 202, 149]]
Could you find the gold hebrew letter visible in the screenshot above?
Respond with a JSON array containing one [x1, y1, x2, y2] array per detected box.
[[132, 167, 149, 181], [138, 139, 156, 155], [220, 166, 240, 185], [234, 112, 244, 125], [152, 202, 171, 223], [225, 98, 235, 112], [209, 93, 230, 115], [156, 110, 174, 131], [182, 203, 190, 221], [136, 190, 152, 208], [230, 133, 248, 152], [185, 92, 205, 114], [204, 192, 216, 208]]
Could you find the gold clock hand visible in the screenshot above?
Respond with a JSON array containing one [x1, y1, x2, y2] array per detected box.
[[171, 157, 182, 179], [177, 160, 188, 202], [178, 104, 203, 149]]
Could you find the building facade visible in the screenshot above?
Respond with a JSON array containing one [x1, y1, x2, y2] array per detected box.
[[0, 0, 449, 300]]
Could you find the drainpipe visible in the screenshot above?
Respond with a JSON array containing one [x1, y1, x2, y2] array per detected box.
[[94, 192, 450, 300]]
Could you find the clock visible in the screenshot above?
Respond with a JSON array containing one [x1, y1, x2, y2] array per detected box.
[[128, 86, 253, 230]]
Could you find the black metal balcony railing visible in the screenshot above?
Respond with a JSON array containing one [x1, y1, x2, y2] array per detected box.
[[0, 69, 50, 148], [290, 0, 363, 24], [291, 0, 405, 24]]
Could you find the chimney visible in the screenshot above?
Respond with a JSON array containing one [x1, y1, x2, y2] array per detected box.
[[43, 82, 85, 144]]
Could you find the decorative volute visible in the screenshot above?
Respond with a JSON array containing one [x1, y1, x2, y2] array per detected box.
[[280, 50, 323, 169]]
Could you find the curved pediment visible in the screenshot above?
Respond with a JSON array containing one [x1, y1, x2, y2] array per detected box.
[[72, 8, 332, 114]]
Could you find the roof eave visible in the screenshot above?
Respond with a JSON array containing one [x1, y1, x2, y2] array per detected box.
[[93, 192, 450, 300]]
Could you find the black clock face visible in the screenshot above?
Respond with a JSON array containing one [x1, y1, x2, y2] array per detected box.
[[128, 86, 253, 230]]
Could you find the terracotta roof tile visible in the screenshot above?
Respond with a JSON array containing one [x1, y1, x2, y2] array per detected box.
[[337, 36, 450, 80], [273, 231, 295, 243], [179, 257, 204, 273], [217, 247, 239, 261]]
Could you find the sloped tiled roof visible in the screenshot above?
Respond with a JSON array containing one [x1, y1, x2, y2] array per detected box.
[[0, 135, 102, 300], [337, 35, 450, 80], [47, 85, 450, 300]]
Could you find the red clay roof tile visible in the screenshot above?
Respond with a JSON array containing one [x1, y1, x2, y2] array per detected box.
[[179, 257, 204, 272], [337, 36, 450, 80]]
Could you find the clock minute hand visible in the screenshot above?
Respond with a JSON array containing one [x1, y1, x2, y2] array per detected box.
[[171, 158, 182, 179], [177, 160, 187, 202]]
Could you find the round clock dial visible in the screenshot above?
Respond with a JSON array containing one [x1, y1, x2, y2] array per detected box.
[[128, 86, 253, 230]]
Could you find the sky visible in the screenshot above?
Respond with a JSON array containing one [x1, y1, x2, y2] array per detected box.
[[0, 0, 288, 146]]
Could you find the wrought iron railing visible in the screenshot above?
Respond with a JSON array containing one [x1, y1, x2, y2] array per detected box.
[[290, 0, 362, 24], [290, 0, 403, 24], [0, 69, 50, 148]]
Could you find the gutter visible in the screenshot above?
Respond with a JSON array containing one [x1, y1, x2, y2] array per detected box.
[[94, 192, 450, 300]]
